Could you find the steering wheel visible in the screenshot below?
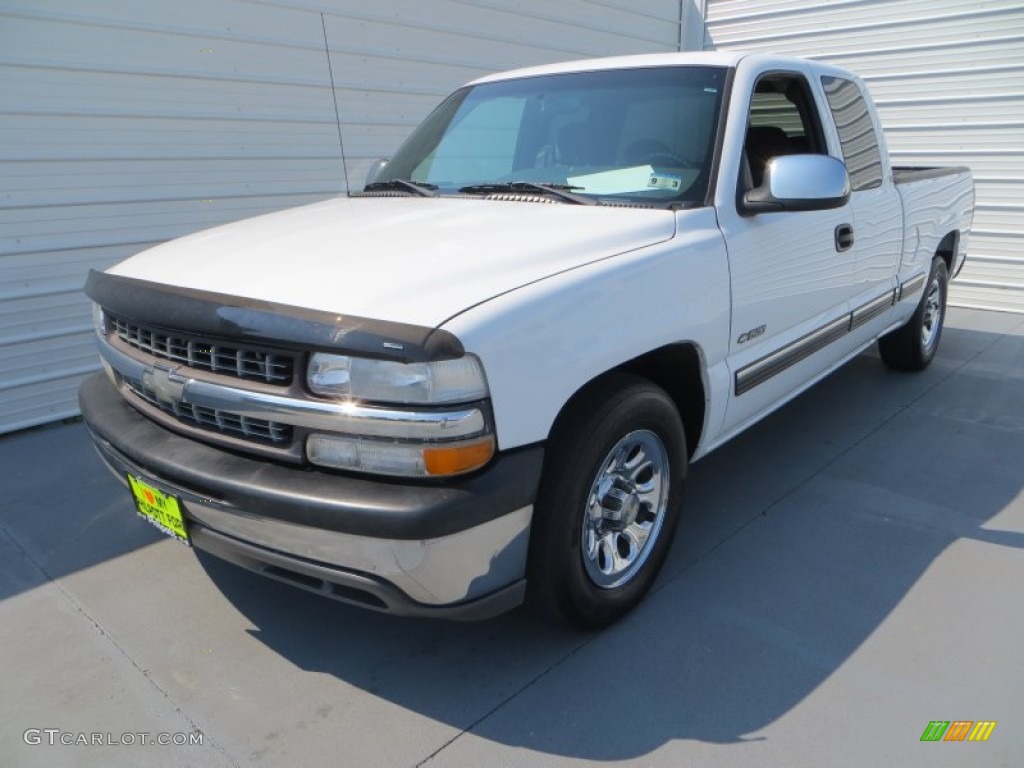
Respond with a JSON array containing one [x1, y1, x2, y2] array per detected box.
[[624, 139, 695, 168]]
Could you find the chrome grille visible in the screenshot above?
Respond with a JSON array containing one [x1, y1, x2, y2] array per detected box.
[[108, 314, 294, 385], [124, 377, 292, 445]]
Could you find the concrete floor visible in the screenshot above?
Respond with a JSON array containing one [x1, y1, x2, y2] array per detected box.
[[2, 306, 1022, 768]]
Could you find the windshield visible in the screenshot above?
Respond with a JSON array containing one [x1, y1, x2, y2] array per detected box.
[[375, 66, 728, 206]]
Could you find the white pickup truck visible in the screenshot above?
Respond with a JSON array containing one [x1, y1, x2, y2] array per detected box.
[[80, 51, 974, 628]]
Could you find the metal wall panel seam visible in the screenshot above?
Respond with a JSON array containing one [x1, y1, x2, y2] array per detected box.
[[712, 25, 1022, 51], [532, 0, 682, 24], [0, 364, 103, 393], [0, 18, 623, 77], [0, 60, 453, 98], [1, 190, 343, 212], [704, 3, 1015, 34], [263, 0, 680, 41], [2, 3, 669, 59], [441, 0, 680, 44], [1, 409, 84, 435], [708, 0, 904, 24], [810, 34, 1023, 61], [0, 326, 94, 347], [310, 3, 670, 52], [866, 63, 1023, 81]]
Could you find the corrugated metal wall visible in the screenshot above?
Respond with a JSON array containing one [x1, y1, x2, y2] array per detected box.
[[0, 0, 687, 433], [702, 0, 1024, 315]]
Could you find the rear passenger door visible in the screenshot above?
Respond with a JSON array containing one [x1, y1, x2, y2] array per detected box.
[[716, 68, 856, 437], [820, 75, 902, 340]]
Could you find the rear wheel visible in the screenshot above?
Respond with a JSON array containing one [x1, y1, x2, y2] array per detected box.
[[879, 256, 948, 371], [527, 374, 686, 630]]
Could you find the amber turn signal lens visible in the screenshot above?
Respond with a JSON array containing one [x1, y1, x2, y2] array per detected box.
[[423, 436, 495, 476]]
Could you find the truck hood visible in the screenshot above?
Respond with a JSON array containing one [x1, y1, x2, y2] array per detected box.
[[109, 196, 676, 328]]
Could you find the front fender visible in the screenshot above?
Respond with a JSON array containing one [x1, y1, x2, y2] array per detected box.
[[444, 208, 732, 452]]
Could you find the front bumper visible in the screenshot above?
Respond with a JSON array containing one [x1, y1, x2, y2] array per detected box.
[[79, 373, 544, 619]]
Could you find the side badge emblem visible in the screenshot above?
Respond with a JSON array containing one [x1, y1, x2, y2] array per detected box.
[[737, 324, 766, 344]]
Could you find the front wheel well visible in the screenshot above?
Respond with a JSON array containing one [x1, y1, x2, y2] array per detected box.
[[549, 344, 706, 459], [616, 345, 705, 458]]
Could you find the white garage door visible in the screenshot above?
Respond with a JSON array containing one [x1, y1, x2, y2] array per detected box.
[[0, 0, 689, 433], [703, 0, 1024, 315]]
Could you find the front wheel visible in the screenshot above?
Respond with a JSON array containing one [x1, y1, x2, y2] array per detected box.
[[527, 374, 686, 630], [879, 256, 948, 371]]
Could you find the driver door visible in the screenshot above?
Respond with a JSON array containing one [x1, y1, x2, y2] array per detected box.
[[718, 70, 856, 436]]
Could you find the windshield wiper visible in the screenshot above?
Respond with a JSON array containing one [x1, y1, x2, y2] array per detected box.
[[459, 181, 596, 206], [362, 179, 438, 197]]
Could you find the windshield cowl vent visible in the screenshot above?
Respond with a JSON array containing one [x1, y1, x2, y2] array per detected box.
[[598, 201, 661, 209], [484, 193, 557, 204]]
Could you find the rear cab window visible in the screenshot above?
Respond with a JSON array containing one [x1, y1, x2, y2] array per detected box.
[[820, 76, 884, 191]]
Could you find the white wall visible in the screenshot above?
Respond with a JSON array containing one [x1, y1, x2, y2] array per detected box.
[[703, 0, 1024, 315], [0, 0, 690, 433]]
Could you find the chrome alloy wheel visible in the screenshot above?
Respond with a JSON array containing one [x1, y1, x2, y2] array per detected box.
[[920, 275, 944, 352], [581, 429, 670, 589]]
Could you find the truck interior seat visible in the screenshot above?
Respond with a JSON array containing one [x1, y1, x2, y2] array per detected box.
[[745, 125, 791, 188]]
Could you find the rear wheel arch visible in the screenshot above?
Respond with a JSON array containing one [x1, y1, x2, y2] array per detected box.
[[880, 255, 948, 371], [935, 230, 958, 275]]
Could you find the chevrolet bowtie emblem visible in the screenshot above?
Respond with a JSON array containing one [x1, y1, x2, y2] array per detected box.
[[142, 365, 186, 404]]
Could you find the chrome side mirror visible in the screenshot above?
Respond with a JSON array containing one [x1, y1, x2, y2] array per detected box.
[[742, 154, 850, 215], [365, 158, 389, 187]]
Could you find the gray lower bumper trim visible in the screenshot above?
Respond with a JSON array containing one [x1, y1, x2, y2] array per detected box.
[[191, 525, 526, 620]]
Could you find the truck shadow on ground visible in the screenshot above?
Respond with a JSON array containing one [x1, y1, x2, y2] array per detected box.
[[199, 323, 1023, 759], [0, 421, 168, 601]]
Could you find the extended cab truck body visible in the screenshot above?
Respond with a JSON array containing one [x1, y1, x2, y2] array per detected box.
[[79, 52, 974, 628]]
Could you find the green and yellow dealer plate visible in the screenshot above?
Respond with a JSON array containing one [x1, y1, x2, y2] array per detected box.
[[126, 473, 190, 545]]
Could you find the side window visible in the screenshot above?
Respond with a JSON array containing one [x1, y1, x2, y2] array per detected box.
[[744, 75, 827, 189], [821, 76, 883, 191]]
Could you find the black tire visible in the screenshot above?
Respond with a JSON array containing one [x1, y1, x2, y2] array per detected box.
[[879, 256, 948, 372], [527, 373, 686, 630]]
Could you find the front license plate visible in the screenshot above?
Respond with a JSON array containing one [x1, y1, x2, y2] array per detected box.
[[126, 474, 190, 546]]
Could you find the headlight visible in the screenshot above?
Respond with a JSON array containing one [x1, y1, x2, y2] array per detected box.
[[307, 353, 488, 404], [305, 352, 494, 477]]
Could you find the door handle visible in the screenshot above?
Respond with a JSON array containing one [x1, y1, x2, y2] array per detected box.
[[835, 224, 854, 252]]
